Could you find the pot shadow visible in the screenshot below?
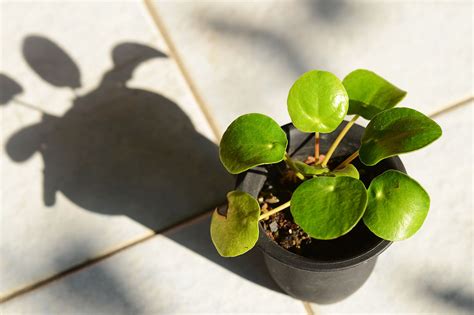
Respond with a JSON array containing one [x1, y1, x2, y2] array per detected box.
[[164, 213, 282, 292], [3, 35, 282, 294]]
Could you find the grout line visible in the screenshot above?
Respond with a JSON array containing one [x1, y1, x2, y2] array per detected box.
[[303, 301, 316, 315], [162, 207, 217, 237], [142, 0, 223, 141], [0, 209, 214, 304], [12, 98, 51, 116], [428, 95, 473, 118], [0, 231, 151, 303]]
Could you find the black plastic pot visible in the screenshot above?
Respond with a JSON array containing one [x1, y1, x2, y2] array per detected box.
[[236, 121, 406, 304]]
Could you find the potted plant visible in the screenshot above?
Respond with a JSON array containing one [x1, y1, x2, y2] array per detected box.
[[210, 69, 442, 304]]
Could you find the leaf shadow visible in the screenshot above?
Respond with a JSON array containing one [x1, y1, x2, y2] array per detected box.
[[0, 73, 23, 105], [422, 280, 474, 313], [2, 34, 283, 304]]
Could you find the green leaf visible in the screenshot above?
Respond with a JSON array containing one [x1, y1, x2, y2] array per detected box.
[[293, 160, 329, 176], [329, 164, 359, 179], [363, 170, 430, 241], [287, 70, 349, 133], [210, 191, 260, 257], [291, 176, 367, 239], [359, 107, 442, 166], [343, 69, 407, 120], [219, 113, 288, 174]]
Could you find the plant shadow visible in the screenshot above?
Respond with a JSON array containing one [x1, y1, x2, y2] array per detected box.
[[422, 279, 474, 313], [2, 35, 282, 295]]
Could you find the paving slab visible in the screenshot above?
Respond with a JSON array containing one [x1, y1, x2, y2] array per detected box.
[[154, 0, 473, 131], [1, 213, 306, 314], [3, 105, 470, 313], [313, 103, 473, 314], [1, 1, 232, 297]]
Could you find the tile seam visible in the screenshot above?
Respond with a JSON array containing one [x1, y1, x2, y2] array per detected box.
[[0, 209, 214, 304], [428, 95, 473, 118], [142, 0, 223, 141], [303, 301, 316, 315]]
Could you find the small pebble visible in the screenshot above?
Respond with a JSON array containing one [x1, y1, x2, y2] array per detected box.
[[265, 195, 280, 204], [269, 221, 279, 232]]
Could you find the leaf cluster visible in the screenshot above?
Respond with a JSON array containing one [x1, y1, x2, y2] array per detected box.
[[212, 69, 441, 257]]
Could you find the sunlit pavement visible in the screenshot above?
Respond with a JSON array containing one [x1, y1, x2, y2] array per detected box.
[[1, 1, 472, 314]]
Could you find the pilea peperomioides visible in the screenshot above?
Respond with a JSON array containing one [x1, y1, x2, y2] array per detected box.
[[211, 69, 442, 257]]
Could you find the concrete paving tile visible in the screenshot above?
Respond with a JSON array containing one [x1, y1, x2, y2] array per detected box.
[[1, 1, 233, 297], [1, 214, 306, 314], [1, 1, 166, 116], [154, 0, 473, 131], [313, 103, 473, 314]]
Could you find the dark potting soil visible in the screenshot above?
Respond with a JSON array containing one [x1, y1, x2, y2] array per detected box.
[[259, 155, 384, 261]]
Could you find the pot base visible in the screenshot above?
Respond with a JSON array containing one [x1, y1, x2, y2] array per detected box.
[[264, 252, 377, 304]]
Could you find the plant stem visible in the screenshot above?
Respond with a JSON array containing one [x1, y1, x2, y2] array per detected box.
[[335, 150, 359, 169], [315, 132, 320, 161], [284, 153, 305, 180], [321, 115, 359, 168], [259, 200, 291, 220]]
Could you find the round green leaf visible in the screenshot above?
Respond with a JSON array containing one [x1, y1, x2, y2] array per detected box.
[[291, 176, 367, 239], [363, 170, 430, 241], [287, 70, 349, 133], [343, 69, 407, 120], [293, 160, 329, 177], [219, 113, 288, 174], [210, 191, 260, 257], [329, 164, 359, 179], [359, 107, 442, 166]]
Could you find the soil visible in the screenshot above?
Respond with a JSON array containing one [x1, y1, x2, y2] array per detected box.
[[258, 158, 312, 255], [259, 196, 311, 254], [258, 154, 383, 259]]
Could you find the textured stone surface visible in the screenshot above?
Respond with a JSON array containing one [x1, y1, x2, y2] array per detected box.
[[0, 1, 232, 297], [1, 0, 472, 313], [1, 214, 306, 314], [154, 0, 472, 131]]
